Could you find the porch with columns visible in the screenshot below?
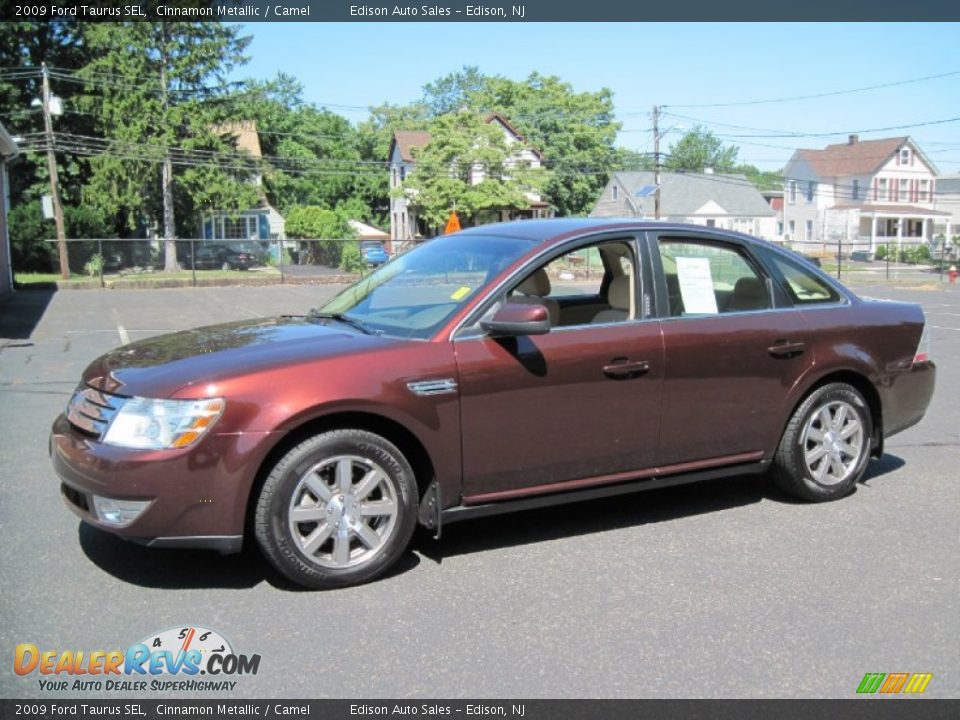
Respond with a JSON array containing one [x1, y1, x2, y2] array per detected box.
[[858, 207, 951, 253]]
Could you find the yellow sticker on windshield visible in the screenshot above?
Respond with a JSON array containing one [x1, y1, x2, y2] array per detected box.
[[450, 286, 472, 300]]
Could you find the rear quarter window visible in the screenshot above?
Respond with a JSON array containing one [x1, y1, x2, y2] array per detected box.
[[768, 254, 842, 305]]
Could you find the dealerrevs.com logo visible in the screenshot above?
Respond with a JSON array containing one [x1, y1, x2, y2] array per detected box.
[[14, 626, 261, 692]]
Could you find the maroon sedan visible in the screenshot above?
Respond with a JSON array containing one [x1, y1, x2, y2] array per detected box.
[[51, 220, 935, 588]]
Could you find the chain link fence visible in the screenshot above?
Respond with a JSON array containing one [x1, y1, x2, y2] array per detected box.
[[786, 235, 959, 284], [16, 237, 400, 287]]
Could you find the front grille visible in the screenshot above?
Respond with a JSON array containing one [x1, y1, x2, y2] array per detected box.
[[66, 386, 125, 438]]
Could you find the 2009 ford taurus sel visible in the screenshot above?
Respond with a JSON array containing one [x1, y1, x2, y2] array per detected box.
[[52, 220, 935, 588]]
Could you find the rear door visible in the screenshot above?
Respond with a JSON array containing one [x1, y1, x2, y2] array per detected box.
[[650, 232, 815, 466]]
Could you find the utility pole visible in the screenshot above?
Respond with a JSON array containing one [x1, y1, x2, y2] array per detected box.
[[653, 104, 661, 219], [42, 63, 69, 279], [159, 25, 177, 272]]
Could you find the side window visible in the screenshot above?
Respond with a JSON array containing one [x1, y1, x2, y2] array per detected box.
[[768, 254, 841, 305], [659, 239, 770, 317], [507, 240, 637, 327]]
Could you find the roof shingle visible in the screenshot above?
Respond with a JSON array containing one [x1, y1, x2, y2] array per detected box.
[[796, 136, 907, 177]]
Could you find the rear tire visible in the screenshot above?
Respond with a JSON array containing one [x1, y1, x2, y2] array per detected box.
[[254, 430, 418, 589], [771, 383, 873, 502]]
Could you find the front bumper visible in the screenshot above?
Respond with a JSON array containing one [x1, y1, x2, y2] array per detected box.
[[50, 413, 270, 553]]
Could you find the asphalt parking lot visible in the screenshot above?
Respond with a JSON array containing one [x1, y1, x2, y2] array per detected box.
[[1, 280, 957, 699]]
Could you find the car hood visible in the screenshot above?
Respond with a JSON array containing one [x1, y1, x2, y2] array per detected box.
[[82, 316, 400, 398]]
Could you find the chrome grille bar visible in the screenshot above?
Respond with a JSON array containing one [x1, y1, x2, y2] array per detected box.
[[66, 386, 126, 438]]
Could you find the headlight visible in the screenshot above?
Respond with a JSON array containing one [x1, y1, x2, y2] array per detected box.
[[102, 397, 225, 450]]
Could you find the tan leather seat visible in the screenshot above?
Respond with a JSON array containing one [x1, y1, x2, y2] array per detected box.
[[726, 277, 768, 312], [591, 275, 631, 323], [509, 269, 560, 326]]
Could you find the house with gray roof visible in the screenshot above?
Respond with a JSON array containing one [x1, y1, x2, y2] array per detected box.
[[590, 171, 777, 240], [1, 121, 18, 297]]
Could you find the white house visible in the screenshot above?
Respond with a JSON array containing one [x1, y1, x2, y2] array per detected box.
[[0, 121, 18, 297], [782, 135, 947, 254], [590, 171, 777, 240], [933, 175, 960, 243], [388, 113, 551, 242]]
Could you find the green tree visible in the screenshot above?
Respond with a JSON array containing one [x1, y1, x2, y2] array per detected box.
[[225, 75, 372, 217], [734, 163, 784, 192], [400, 112, 545, 229], [467, 72, 621, 216], [0, 22, 93, 206], [422, 65, 485, 115], [666, 126, 739, 173], [78, 21, 255, 270]]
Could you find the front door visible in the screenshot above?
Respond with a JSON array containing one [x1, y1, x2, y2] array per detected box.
[[454, 237, 664, 501]]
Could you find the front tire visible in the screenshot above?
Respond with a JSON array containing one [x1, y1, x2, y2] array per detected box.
[[771, 383, 873, 502], [254, 430, 418, 589]]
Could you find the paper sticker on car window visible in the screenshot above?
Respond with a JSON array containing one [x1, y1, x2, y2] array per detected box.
[[450, 286, 472, 301], [675, 257, 718, 314]]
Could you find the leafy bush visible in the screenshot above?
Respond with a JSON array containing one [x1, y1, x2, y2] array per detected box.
[[9, 201, 114, 273], [83, 253, 105, 278], [875, 245, 887, 260], [9, 203, 54, 272], [908, 244, 931, 264], [285, 206, 358, 267], [339, 242, 366, 273]]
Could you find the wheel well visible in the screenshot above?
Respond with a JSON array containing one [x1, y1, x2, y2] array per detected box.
[[243, 411, 437, 537], [793, 370, 884, 457]]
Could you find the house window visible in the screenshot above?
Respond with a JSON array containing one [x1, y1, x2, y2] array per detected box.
[[805, 220, 813, 242], [400, 166, 407, 181], [900, 148, 910, 165], [806, 181, 816, 204], [788, 220, 796, 238], [612, 184, 619, 201], [878, 178, 889, 201], [777, 221, 784, 236], [788, 181, 797, 204], [919, 179, 929, 202], [222, 216, 254, 240], [852, 179, 860, 201]]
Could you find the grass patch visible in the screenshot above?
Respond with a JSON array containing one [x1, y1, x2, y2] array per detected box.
[[110, 267, 281, 282], [15, 272, 86, 285]]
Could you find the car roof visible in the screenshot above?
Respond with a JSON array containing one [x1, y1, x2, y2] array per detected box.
[[453, 217, 775, 249]]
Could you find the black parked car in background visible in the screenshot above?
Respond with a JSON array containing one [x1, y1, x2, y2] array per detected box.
[[180, 243, 263, 271]]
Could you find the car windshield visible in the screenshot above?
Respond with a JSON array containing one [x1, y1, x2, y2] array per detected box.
[[314, 233, 534, 339]]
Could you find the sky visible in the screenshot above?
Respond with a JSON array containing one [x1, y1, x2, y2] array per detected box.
[[228, 22, 960, 173]]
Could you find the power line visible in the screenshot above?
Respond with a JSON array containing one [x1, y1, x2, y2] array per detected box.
[[662, 69, 960, 109]]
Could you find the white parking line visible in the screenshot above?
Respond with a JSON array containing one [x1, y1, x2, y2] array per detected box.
[[929, 325, 960, 332], [110, 308, 131, 345]]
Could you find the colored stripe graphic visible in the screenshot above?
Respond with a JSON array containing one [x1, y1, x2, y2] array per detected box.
[[903, 673, 933, 694], [857, 673, 885, 694], [880, 673, 909, 693], [856, 672, 932, 694]]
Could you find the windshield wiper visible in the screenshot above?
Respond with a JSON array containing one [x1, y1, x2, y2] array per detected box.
[[307, 311, 382, 335]]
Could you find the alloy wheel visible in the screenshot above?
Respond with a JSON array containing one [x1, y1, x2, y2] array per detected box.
[[287, 455, 399, 569], [801, 400, 865, 486]]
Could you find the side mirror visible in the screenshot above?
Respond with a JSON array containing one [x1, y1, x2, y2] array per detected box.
[[480, 302, 551, 337]]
